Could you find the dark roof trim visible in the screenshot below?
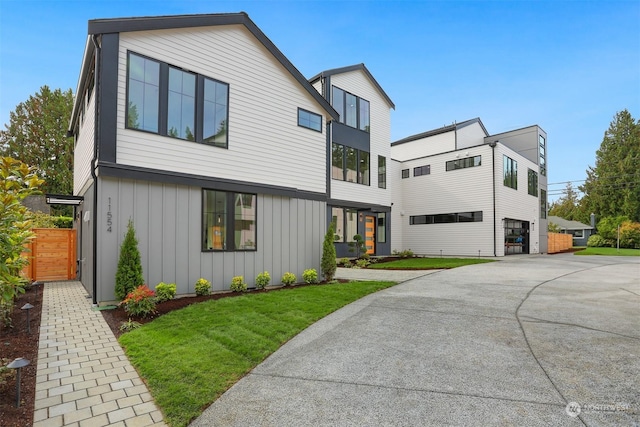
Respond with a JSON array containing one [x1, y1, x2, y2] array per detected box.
[[391, 117, 487, 146], [97, 161, 328, 202], [85, 12, 337, 121], [328, 198, 391, 212], [310, 63, 395, 109]]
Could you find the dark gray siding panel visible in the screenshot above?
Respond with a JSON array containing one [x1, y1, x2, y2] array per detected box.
[[78, 184, 95, 297], [97, 33, 119, 164], [332, 122, 370, 152]]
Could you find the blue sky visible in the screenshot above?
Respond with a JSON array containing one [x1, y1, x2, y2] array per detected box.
[[1, 0, 638, 201]]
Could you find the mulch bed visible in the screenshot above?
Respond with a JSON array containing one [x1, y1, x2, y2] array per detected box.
[[0, 283, 43, 427]]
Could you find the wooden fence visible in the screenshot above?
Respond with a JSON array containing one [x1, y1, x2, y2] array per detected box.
[[21, 228, 77, 281], [548, 232, 573, 254]]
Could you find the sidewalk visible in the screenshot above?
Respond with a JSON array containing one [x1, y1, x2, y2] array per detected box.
[[34, 281, 165, 426]]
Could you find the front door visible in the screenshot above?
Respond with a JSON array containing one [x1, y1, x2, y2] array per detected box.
[[365, 216, 375, 255]]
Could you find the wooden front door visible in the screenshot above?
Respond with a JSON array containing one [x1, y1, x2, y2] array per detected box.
[[364, 216, 375, 255]]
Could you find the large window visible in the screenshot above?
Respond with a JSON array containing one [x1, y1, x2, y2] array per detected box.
[[126, 52, 229, 147], [332, 143, 370, 186], [539, 135, 546, 176], [446, 155, 482, 171], [332, 85, 370, 132], [410, 211, 483, 225], [378, 156, 386, 189], [168, 67, 196, 140], [203, 190, 256, 251], [413, 165, 431, 177], [298, 108, 322, 132], [540, 189, 547, 219], [127, 53, 160, 132], [332, 207, 359, 242], [528, 169, 538, 196], [503, 155, 518, 189]]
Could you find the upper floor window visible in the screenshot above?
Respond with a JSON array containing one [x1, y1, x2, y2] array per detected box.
[[528, 169, 538, 196], [446, 155, 481, 171], [540, 189, 547, 219], [331, 85, 370, 133], [202, 189, 256, 251], [503, 155, 517, 190], [332, 143, 369, 185], [298, 108, 322, 132], [378, 156, 386, 189], [539, 135, 546, 176], [413, 165, 431, 177], [126, 52, 229, 147], [402, 169, 410, 179], [127, 53, 160, 132]]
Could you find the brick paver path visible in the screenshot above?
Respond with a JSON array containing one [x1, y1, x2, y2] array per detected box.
[[34, 281, 166, 426]]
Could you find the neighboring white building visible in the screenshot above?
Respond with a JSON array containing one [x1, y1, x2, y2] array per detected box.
[[70, 13, 547, 303], [391, 118, 548, 257]]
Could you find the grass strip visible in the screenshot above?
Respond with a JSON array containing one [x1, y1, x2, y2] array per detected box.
[[119, 280, 395, 426], [574, 247, 640, 256], [368, 257, 495, 269]]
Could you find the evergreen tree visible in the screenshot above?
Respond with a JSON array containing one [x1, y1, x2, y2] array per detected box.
[[580, 110, 640, 222], [115, 220, 144, 300], [0, 86, 74, 198], [548, 182, 586, 222], [321, 221, 337, 282]]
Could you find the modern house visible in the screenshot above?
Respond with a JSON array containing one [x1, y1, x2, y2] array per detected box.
[[310, 65, 395, 257], [70, 12, 547, 304], [390, 118, 548, 257], [70, 13, 343, 303], [548, 215, 594, 246]]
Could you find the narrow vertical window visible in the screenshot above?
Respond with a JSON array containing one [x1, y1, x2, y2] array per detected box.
[[528, 169, 538, 196], [332, 87, 344, 121], [377, 213, 386, 243], [539, 135, 546, 176], [540, 189, 547, 218], [345, 148, 357, 182], [234, 193, 256, 250], [503, 155, 517, 189], [345, 209, 358, 242], [378, 156, 386, 189], [332, 143, 345, 180], [203, 78, 229, 147], [359, 99, 370, 132], [168, 67, 196, 140], [332, 207, 344, 242], [203, 190, 227, 250], [345, 93, 357, 128], [359, 150, 370, 185], [127, 53, 160, 132]]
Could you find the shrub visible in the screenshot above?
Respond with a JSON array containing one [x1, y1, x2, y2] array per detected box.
[[338, 257, 351, 267], [302, 268, 318, 284], [321, 222, 337, 281], [597, 216, 630, 240], [230, 276, 247, 292], [281, 272, 296, 286], [195, 278, 211, 296], [587, 234, 609, 248], [119, 318, 142, 332], [355, 259, 370, 268], [115, 220, 144, 300], [255, 271, 271, 289], [155, 282, 177, 302], [52, 216, 73, 229], [120, 285, 156, 318], [348, 234, 366, 258], [619, 221, 640, 249], [30, 211, 57, 228], [393, 249, 414, 259]]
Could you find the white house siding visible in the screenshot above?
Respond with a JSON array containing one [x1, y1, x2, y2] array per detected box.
[[494, 144, 544, 255], [329, 70, 391, 207], [95, 177, 325, 302], [455, 122, 487, 150], [391, 131, 455, 162], [402, 144, 494, 256], [73, 92, 95, 196], [116, 26, 328, 194]]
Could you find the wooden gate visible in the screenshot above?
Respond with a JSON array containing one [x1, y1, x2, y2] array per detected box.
[[22, 228, 77, 281]]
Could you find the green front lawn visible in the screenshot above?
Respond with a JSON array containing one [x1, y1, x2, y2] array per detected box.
[[368, 257, 495, 269], [119, 280, 396, 427], [574, 247, 640, 256]]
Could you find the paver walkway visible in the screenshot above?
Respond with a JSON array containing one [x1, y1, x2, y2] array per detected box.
[[34, 281, 166, 426]]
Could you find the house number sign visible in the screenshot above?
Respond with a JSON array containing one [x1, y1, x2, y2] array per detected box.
[[107, 197, 113, 233]]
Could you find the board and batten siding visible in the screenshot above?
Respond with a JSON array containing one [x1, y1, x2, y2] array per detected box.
[[329, 70, 392, 207], [391, 131, 455, 162], [116, 26, 328, 194], [394, 144, 495, 256], [74, 92, 96, 196], [94, 177, 325, 303]]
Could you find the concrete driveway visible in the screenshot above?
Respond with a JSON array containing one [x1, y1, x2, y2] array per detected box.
[[191, 254, 639, 426]]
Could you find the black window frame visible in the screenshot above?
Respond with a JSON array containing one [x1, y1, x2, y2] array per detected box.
[[331, 142, 370, 186], [331, 85, 370, 133], [297, 108, 323, 132], [503, 155, 518, 190], [410, 211, 483, 225], [402, 169, 410, 179], [202, 189, 257, 252], [413, 165, 431, 177], [528, 169, 538, 196], [126, 51, 230, 148], [446, 155, 482, 171], [539, 135, 546, 176], [378, 155, 386, 189], [540, 189, 547, 219]]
